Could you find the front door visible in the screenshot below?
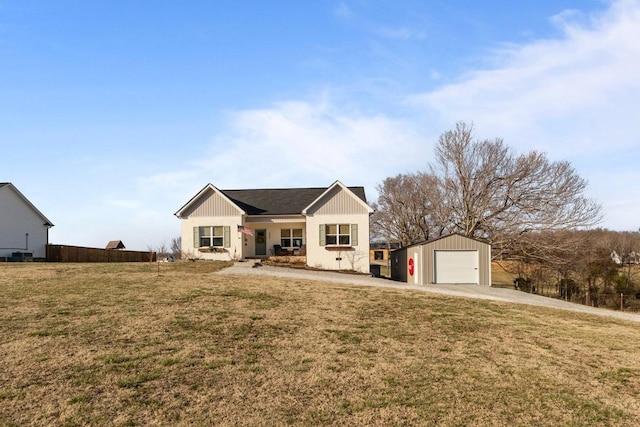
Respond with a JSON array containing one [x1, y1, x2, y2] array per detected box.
[[255, 229, 267, 256]]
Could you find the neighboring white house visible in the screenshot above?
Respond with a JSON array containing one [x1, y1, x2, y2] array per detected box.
[[174, 181, 373, 272], [611, 250, 622, 265], [0, 183, 54, 260]]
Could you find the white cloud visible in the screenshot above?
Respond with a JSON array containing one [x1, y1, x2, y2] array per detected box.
[[411, 0, 640, 156], [334, 2, 351, 19], [376, 26, 426, 40], [403, 0, 640, 230], [429, 69, 442, 80], [189, 99, 430, 197], [549, 9, 584, 28], [142, 0, 640, 234]]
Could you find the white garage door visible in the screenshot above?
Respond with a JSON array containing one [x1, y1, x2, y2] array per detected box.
[[434, 250, 479, 284]]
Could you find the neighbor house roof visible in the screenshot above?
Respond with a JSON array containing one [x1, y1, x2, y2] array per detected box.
[[175, 181, 368, 217], [0, 182, 54, 227], [105, 240, 126, 250]]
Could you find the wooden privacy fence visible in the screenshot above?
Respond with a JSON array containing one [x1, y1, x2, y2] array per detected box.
[[47, 245, 156, 263]]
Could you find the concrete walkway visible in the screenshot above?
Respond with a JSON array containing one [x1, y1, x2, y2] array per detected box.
[[218, 262, 640, 323]]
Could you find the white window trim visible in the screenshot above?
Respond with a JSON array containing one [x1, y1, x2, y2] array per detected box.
[[325, 224, 351, 246], [280, 228, 304, 249], [195, 225, 230, 248]]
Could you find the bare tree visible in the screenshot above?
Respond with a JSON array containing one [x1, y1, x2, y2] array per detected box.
[[373, 122, 602, 259], [344, 250, 367, 272], [371, 172, 446, 247], [432, 122, 602, 257], [148, 241, 169, 260], [170, 237, 182, 259], [605, 229, 640, 290]]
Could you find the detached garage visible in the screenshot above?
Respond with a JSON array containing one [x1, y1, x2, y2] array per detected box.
[[391, 234, 492, 286]]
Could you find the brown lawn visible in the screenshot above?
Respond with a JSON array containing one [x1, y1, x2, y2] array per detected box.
[[1, 262, 640, 426]]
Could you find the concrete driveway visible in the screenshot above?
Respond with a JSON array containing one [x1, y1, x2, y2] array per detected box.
[[219, 262, 640, 323]]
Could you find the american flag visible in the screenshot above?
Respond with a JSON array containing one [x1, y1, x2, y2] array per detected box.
[[237, 225, 254, 236]]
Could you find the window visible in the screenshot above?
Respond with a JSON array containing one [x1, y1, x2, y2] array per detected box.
[[320, 224, 358, 247], [195, 226, 229, 248], [281, 228, 303, 248], [325, 224, 351, 246], [201, 226, 224, 247], [374, 250, 384, 260]]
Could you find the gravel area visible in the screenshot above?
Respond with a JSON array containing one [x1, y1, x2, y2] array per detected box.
[[218, 261, 640, 323]]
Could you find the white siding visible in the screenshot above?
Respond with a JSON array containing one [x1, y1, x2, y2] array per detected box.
[[0, 187, 49, 259], [180, 215, 244, 261], [306, 213, 370, 272]]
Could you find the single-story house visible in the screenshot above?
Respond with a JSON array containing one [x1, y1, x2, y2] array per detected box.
[[174, 181, 373, 272], [391, 234, 492, 286], [0, 183, 54, 261]]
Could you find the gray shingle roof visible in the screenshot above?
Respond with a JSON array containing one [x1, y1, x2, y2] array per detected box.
[[221, 186, 367, 215]]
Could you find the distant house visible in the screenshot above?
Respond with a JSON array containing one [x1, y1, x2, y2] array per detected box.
[[0, 183, 54, 260], [369, 241, 401, 277], [106, 240, 126, 250], [611, 251, 622, 265], [610, 250, 640, 265], [174, 181, 373, 272]]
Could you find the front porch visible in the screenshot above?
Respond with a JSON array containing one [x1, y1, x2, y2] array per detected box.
[[273, 244, 306, 257], [242, 219, 307, 260]]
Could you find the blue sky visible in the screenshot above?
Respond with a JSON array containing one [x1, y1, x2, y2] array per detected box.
[[2, 0, 638, 251]]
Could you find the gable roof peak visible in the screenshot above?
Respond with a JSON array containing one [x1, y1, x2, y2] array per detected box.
[[175, 182, 370, 217], [174, 183, 245, 218], [302, 180, 373, 215], [0, 182, 54, 227]]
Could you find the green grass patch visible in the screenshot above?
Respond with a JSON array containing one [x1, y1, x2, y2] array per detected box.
[[116, 372, 160, 389]]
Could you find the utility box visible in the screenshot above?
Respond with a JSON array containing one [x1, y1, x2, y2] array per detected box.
[[10, 252, 33, 262]]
